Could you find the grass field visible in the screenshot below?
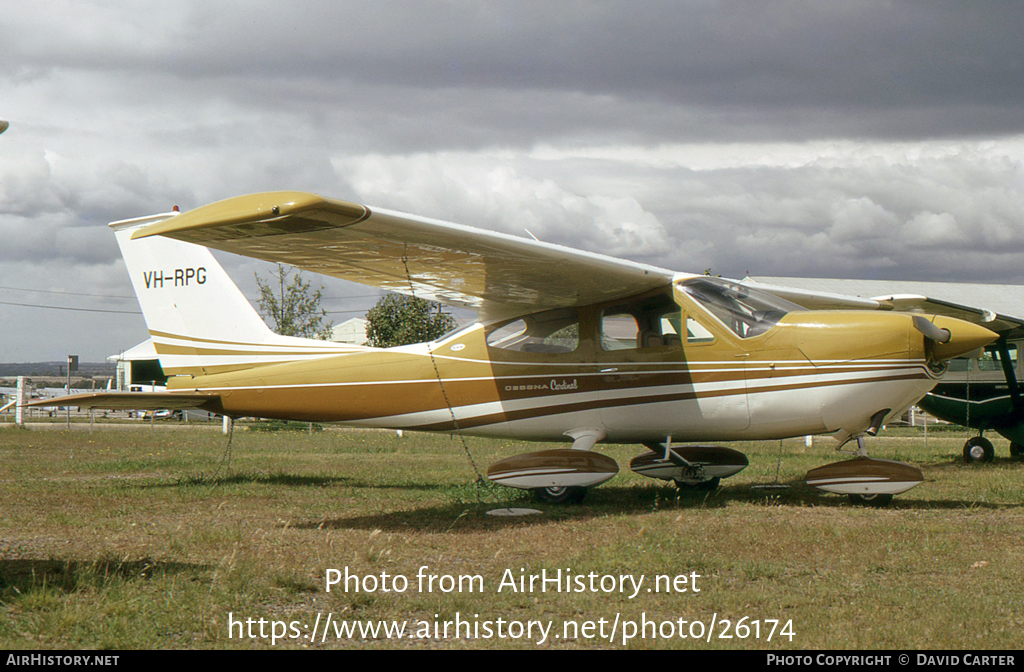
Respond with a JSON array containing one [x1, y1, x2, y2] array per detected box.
[[1, 423, 1022, 649]]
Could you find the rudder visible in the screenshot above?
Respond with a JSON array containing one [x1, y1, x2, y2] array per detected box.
[[111, 211, 361, 376]]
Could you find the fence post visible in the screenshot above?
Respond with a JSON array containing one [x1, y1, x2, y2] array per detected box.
[[15, 376, 26, 428]]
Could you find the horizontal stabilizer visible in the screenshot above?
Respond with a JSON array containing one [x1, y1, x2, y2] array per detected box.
[[28, 391, 221, 412]]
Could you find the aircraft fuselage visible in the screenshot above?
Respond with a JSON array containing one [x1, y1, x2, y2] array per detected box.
[[167, 278, 991, 445]]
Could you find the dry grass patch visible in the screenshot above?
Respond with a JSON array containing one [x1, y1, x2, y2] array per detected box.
[[1, 425, 1022, 649]]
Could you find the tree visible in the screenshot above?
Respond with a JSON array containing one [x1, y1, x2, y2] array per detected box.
[[365, 294, 457, 347], [255, 263, 332, 339]]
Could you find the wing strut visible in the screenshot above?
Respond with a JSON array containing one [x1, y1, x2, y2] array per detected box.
[[995, 335, 1023, 412], [400, 253, 486, 485]]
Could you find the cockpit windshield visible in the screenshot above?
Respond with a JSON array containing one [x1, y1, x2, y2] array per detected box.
[[679, 277, 805, 339]]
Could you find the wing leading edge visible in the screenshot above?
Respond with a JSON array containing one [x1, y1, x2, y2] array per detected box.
[[132, 191, 676, 321]]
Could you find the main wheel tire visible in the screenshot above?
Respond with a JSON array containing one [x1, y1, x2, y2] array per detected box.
[[1010, 442, 1024, 458], [848, 493, 894, 507], [673, 477, 721, 491], [533, 486, 587, 504], [963, 436, 995, 464]]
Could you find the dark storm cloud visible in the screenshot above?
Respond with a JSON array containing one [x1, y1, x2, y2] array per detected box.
[[2, 1, 1024, 361], [5, 1, 1023, 145]]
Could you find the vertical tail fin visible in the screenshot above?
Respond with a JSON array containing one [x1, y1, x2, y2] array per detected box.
[[111, 212, 362, 376]]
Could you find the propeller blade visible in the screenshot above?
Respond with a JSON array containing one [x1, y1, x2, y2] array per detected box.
[[912, 315, 951, 344]]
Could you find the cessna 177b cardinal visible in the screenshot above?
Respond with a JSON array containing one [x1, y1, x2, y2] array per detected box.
[[36, 192, 998, 505]]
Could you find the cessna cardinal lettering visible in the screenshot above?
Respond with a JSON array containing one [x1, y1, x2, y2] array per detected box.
[[34, 192, 998, 505]]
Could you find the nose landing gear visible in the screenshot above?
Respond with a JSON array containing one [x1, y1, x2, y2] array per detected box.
[[806, 436, 923, 506]]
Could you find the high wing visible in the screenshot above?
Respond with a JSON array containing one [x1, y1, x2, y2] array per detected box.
[[28, 391, 221, 412], [132, 191, 676, 321], [872, 295, 1024, 339], [737, 281, 892, 311], [744, 277, 1024, 340]]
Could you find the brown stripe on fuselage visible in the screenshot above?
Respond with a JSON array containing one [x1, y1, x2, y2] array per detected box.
[[402, 369, 930, 433], [207, 359, 925, 426]]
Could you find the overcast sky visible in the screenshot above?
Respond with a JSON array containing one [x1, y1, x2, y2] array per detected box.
[[2, 1, 1023, 363]]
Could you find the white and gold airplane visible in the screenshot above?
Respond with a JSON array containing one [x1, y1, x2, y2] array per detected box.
[[36, 191, 998, 505]]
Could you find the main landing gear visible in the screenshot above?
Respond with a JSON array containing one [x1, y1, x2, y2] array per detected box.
[[630, 442, 749, 492], [533, 486, 588, 504], [484, 434, 750, 504], [963, 436, 995, 464], [846, 493, 894, 507], [961, 433, 1024, 462], [674, 476, 721, 491], [485, 447, 619, 505]]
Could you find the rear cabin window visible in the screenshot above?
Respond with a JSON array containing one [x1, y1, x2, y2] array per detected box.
[[486, 308, 579, 354]]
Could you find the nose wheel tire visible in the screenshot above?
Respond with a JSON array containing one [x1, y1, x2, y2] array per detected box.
[[533, 486, 587, 504], [963, 437, 995, 464], [848, 493, 894, 507], [1010, 442, 1023, 458]]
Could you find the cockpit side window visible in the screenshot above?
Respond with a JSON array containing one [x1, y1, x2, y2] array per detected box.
[[486, 308, 580, 354], [678, 277, 804, 339], [686, 317, 715, 343]]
